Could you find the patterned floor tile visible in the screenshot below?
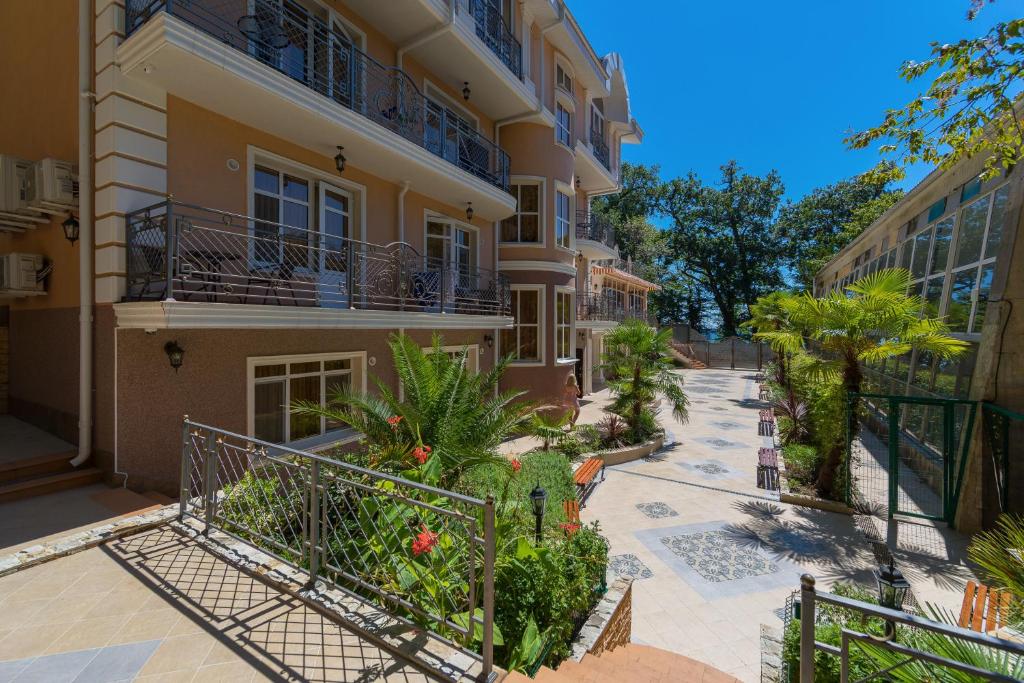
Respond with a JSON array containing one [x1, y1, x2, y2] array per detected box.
[[659, 530, 777, 582], [636, 502, 679, 519], [608, 553, 653, 580]]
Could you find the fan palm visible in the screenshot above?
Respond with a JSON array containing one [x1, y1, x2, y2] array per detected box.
[[599, 319, 689, 442], [754, 268, 969, 495], [292, 333, 537, 487], [743, 290, 800, 390]]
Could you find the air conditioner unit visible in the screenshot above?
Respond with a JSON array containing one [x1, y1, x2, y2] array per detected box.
[[0, 155, 31, 212], [0, 253, 45, 292], [26, 158, 78, 207]]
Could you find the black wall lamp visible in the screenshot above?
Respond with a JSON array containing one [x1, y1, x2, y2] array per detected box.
[[462, 81, 471, 101], [466, 202, 474, 221], [483, 333, 494, 349], [62, 214, 80, 244], [164, 340, 185, 372], [334, 146, 347, 174]]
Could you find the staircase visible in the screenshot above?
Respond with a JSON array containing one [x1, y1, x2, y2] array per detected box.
[[504, 644, 740, 682], [0, 450, 104, 503], [669, 342, 707, 369]]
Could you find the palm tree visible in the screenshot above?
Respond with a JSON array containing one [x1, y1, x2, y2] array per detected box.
[[292, 333, 537, 486], [599, 319, 689, 442], [743, 290, 800, 390], [755, 268, 969, 495]]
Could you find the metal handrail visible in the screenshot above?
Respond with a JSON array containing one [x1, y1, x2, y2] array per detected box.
[[124, 0, 511, 192], [468, 0, 523, 79], [576, 291, 653, 324], [125, 199, 511, 316], [575, 211, 617, 250], [180, 418, 496, 678], [590, 129, 611, 171], [798, 574, 1024, 682]]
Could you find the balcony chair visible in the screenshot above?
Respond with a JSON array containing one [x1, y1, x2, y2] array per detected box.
[[245, 262, 298, 306]]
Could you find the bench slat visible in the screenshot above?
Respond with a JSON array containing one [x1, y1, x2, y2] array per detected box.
[[959, 581, 977, 629]]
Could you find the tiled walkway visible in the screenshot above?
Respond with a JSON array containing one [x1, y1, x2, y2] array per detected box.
[[0, 526, 430, 682], [582, 369, 882, 682]]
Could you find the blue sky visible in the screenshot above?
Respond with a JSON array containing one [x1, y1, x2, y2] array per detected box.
[[573, 0, 1020, 201]]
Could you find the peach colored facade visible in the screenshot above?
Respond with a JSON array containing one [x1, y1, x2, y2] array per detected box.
[[0, 0, 647, 494]]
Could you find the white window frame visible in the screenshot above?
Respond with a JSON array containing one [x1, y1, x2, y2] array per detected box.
[[555, 286, 575, 363], [554, 180, 575, 251], [423, 210, 480, 270], [424, 344, 480, 375], [555, 57, 574, 96], [555, 97, 574, 150], [246, 351, 368, 451], [503, 284, 545, 366], [500, 176, 546, 245]]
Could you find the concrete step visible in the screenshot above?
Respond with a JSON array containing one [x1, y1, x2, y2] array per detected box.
[[0, 450, 76, 485], [0, 467, 104, 503]]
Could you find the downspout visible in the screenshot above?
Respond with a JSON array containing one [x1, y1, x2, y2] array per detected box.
[[493, 16, 561, 144], [71, 0, 94, 469], [396, 2, 455, 69], [397, 181, 411, 243]]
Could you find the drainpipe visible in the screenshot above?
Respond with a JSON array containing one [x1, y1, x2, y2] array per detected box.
[[397, 181, 411, 243], [396, 2, 455, 69], [70, 0, 94, 469], [494, 16, 561, 145]]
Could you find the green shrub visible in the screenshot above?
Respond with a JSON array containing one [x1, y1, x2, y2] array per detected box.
[[782, 443, 823, 493], [788, 351, 847, 499], [457, 450, 576, 526]]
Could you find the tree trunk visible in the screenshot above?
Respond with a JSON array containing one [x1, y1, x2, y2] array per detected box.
[[815, 356, 862, 499]]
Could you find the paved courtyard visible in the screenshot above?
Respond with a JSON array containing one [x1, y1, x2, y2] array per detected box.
[[580, 368, 975, 682]]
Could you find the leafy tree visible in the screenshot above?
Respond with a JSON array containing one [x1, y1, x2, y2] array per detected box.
[[755, 269, 969, 496], [776, 173, 904, 291], [847, 5, 1024, 182], [591, 162, 663, 222], [662, 161, 786, 336], [600, 320, 689, 442], [292, 333, 536, 486], [743, 291, 801, 389]]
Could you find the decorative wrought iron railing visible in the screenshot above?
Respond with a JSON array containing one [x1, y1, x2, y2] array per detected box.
[[575, 211, 617, 250], [798, 574, 1024, 682], [590, 130, 611, 171], [179, 418, 496, 678], [125, 199, 511, 316], [468, 0, 523, 79], [124, 0, 511, 192], [576, 291, 654, 325]]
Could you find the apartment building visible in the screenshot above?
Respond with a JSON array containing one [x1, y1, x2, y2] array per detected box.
[[0, 0, 643, 495], [814, 158, 1024, 531]]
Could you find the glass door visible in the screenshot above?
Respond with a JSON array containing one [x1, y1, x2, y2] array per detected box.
[[426, 220, 476, 311], [318, 183, 351, 307]]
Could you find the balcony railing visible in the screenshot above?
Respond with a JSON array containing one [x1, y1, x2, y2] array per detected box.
[[125, 200, 511, 317], [575, 211, 617, 250], [125, 0, 511, 192], [590, 130, 611, 171], [577, 292, 654, 325], [469, 0, 523, 79]]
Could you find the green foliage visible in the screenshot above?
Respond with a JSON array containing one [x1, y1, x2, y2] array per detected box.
[[967, 513, 1024, 625], [291, 333, 537, 487], [220, 470, 302, 559], [780, 443, 822, 493], [596, 414, 630, 448], [532, 410, 570, 452], [775, 174, 903, 291], [600, 320, 689, 443], [591, 162, 664, 223], [847, 9, 1024, 183], [457, 450, 576, 527]]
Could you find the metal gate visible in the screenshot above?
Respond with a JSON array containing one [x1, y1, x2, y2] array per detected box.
[[695, 337, 770, 370], [847, 393, 976, 525]]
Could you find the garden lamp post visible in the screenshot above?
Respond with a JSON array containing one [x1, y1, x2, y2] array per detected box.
[[529, 483, 547, 544], [873, 558, 910, 638]]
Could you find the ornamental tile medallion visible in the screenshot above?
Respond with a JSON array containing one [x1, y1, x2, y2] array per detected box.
[[608, 553, 654, 580], [636, 502, 679, 519], [659, 530, 777, 582]]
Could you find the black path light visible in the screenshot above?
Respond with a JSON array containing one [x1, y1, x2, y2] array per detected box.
[[529, 483, 548, 544], [874, 557, 910, 637], [62, 213, 80, 244], [164, 340, 185, 372]]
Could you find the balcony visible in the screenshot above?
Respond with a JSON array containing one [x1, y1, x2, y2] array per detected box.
[[577, 292, 655, 326], [575, 135, 617, 195], [575, 211, 618, 259], [469, 0, 522, 79], [123, 200, 510, 321], [120, 0, 516, 220], [590, 131, 611, 171]]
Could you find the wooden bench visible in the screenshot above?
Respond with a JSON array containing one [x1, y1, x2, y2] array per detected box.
[[573, 457, 605, 505], [758, 420, 775, 437], [960, 581, 1012, 633], [758, 384, 771, 401], [759, 409, 774, 421], [757, 447, 779, 490], [563, 499, 581, 536]]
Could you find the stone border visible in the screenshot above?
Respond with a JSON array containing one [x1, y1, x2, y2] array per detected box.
[[587, 435, 665, 467], [776, 446, 852, 515], [0, 506, 178, 579], [568, 573, 633, 662]]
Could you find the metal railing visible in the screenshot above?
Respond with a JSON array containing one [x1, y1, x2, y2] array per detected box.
[[590, 130, 611, 171], [468, 0, 523, 79], [125, 199, 511, 316], [981, 402, 1023, 516], [575, 211, 617, 250], [798, 574, 1024, 682], [124, 0, 511, 192], [576, 291, 654, 325], [180, 418, 496, 678]]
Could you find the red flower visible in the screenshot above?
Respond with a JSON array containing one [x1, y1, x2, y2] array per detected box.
[[412, 445, 431, 465], [411, 525, 439, 556], [511, 458, 522, 473], [387, 415, 403, 430], [559, 522, 581, 535]]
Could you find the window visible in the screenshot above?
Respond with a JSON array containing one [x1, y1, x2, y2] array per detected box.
[[555, 190, 571, 249], [944, 185, 1009, 333], [556, 290, 573, 360], [556, 63, 573, 94], [556, 102, 572, 147], [250, 353, 364, 446], [501, 182, 541, 243], [254, 165, 312, 267], [961, 176, 982, 203], [590, 103, 604, 141], [502, 288, 542, 362], [426, 218, 476, 273]]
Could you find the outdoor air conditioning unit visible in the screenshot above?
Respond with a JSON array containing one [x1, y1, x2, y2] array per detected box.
[[25, 158, 78, 207], [0, 155, 31, 212], [0, 253, 45, 293]]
